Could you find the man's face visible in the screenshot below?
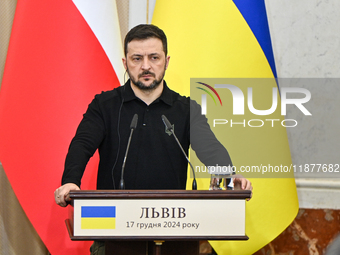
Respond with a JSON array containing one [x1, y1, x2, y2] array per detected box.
[[123, 38, 170, 91]]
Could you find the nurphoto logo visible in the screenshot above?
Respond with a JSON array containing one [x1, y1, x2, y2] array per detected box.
[[194, 79, 312, 128]]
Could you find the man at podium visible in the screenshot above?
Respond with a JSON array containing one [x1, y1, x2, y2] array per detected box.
[[54, 24, 252, 254]]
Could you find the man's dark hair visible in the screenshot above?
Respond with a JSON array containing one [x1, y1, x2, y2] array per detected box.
[[124, 24, 168, 56]]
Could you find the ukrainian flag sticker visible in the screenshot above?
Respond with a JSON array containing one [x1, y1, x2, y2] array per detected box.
[[81, 206, 116, 229]]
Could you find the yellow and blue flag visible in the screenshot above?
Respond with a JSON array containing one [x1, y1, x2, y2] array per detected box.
[[153, 0, 299, 254], [81, 206, 116, 229]]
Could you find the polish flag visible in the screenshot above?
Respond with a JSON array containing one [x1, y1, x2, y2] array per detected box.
[[0, 0, 124, 254]]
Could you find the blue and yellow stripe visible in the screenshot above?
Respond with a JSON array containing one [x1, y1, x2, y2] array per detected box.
[[81, 206, 116, 229]]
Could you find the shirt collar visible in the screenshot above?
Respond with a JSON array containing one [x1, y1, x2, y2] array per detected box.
[[122, 79, 173, 106], [121, 79, 137, 102]]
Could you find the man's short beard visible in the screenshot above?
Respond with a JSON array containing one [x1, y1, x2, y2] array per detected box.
[[127, 69, 165, 91]]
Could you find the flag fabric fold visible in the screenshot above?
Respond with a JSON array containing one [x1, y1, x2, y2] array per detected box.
[[152, 1, 298, 254], [0, 0, 124, 254]]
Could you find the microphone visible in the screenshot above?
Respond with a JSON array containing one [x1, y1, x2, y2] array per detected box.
[[161, 115, 197, 190], [119, 114, 138, 189]]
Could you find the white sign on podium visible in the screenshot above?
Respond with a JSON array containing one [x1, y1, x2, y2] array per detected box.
[[66, 190, 250, 240]]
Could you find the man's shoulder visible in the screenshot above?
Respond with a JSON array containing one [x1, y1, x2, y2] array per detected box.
[[174, 92, 190, 105], [167, 88, 201, 110], [93, 86, 123, 103], [165, 84, 190, 106]]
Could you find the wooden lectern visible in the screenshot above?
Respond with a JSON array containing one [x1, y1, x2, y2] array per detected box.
[[66, 190, 251, 255]]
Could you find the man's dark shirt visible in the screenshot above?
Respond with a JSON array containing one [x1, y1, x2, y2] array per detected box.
[[62, 80, 232, 190]]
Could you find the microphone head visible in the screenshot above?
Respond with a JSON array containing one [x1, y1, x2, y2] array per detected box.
[[161, 115, 173, 132], [130, 114, 138, 129]]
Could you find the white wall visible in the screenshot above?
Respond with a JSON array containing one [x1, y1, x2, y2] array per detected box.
[[265, 0, 340, 209]]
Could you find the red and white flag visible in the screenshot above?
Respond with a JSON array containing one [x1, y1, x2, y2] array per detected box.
[[0, 0, 124, 254]]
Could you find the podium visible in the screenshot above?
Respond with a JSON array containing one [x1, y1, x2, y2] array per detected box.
[[66, 190, 251, 255]]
